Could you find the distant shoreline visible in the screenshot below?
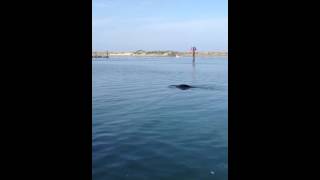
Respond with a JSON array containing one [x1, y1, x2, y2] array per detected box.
[[92, 50, 228, 58]]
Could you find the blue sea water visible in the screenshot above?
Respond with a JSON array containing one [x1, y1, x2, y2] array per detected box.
[[93, 57, 228, 180]]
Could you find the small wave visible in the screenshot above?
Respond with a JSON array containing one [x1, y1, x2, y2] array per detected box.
[[168, 84, 218, 91]]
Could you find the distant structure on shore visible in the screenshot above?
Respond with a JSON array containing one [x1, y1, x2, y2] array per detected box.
[[92, 50, 109, 58]]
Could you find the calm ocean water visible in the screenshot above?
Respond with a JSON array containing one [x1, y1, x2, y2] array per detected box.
[[93, 57, 228, 180]]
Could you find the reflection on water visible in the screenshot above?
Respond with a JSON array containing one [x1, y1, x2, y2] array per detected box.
[[192, 60, 196, 82], [93, 57, 228, 180]]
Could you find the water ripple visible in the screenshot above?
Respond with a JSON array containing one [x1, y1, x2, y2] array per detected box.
[[93, 57, 228, 180]]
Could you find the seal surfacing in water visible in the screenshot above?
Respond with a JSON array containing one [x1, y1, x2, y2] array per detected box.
[[168, 84, 195, 90]]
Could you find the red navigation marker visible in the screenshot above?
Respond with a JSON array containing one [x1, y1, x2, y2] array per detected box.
[[190, 46, 197, 51]]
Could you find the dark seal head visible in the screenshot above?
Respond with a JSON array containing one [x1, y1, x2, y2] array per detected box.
[[168, 84, 194, 90]]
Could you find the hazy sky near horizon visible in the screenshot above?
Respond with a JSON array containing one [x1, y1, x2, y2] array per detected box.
[[93, 0, 228, 51]]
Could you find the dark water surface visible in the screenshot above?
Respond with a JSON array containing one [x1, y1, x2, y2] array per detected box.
[[93, 57, 228, 180]]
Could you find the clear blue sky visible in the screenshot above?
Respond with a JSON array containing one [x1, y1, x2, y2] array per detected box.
[[93, 0, 228, 51]]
